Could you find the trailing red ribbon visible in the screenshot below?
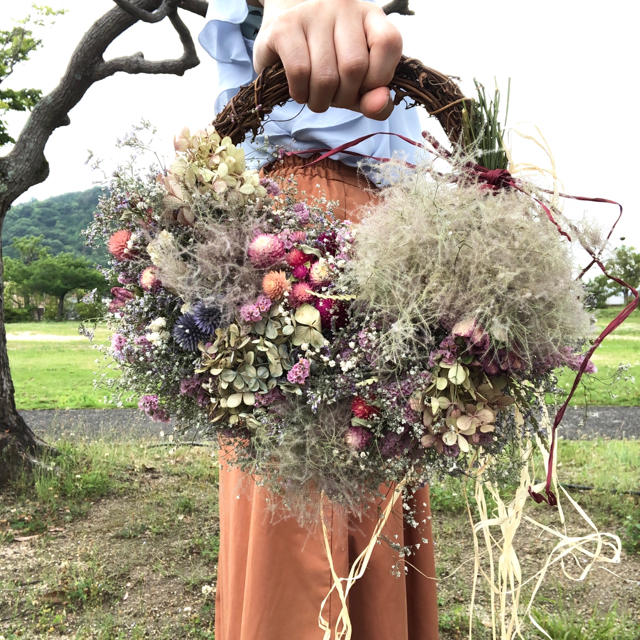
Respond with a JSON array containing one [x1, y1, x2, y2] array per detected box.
[[283, 130, 638, 505]]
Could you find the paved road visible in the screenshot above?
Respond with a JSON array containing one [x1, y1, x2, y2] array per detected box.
[[20, 405, 640, 442]]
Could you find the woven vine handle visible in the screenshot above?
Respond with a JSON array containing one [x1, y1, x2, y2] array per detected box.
[[212, 55, 468, 145]]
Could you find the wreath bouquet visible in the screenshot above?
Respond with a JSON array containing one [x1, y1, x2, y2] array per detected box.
[[88, 58, 635, 639]]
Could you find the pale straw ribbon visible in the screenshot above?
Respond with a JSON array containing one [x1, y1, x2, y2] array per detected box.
[[467, 401, 621, 640], [317, 479, 407, 640]]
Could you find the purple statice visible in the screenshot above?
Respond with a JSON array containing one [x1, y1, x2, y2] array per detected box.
[[179, 375, 210, 407], [559, 346, 597, 374], [428, 335, 458, 368], [293, 202, 310, 224], [287, 358, 311, 384], [254, 387, 285, 408], [117, 273, 134, 285], [260, 177, 281, 196], [172, 313, 206, 351], [137, 394, 169, 422], [240, 303, 262, 323], [255, 294, 272, 313], [192, 301, 222, 335], [380, 432, 408, 458], [111, 333, 127, 361], [138, 394, 159, 413]]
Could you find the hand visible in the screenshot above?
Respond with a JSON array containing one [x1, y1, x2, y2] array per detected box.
[[253, 0, 402, 120]]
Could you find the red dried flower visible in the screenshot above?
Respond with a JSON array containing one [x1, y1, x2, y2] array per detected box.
[[351, 396, 379, 420], [286, 248, 308, 268]]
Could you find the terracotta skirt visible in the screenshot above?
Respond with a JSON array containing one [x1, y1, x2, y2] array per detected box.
[[215, 155, 439, 640]]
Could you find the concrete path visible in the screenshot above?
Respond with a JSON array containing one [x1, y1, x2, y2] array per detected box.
[[21, 405, 640, 442]]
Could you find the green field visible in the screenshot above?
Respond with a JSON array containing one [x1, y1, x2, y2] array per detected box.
[[1, 437, 638, 638], [6, 322, 132, 410], [6, 306, 640, 409]]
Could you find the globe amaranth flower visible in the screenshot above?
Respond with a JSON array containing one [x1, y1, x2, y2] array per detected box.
[[309, 259, 332, 287], [248, 233, 286, 268], [289, 282, 315, 307], [108, 229, 134, 260], [139, 265, 161, 291], [292, 264, 309, 280], [345, 425, 372, 452], [172, 313, 206, 351], [192, 301, 223, 334], [262, 270, 290, 300], [286, 248, 308, 268], [287, 357, 311, 384]]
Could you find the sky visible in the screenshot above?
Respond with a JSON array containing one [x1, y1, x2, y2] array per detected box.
[[3, 0, 639, 254]]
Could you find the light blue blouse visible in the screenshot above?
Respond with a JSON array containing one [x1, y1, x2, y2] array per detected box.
[[198, 0, 425, 171]]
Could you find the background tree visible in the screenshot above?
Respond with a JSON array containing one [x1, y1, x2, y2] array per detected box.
[[0, 0, 413, 467], [24, 252, 107, 320], [607, 245, 640, 306], [0, 0, 209, 466], [584, 274, 614, 310], [3, 234, 50, 310]]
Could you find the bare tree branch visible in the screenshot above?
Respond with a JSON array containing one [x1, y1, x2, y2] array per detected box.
[[179, 0, 208, 17], [383, 0, 414, 16], [113, 0, 179, 23], [0, 0, 205, 208], [94, 11, 198, 80]]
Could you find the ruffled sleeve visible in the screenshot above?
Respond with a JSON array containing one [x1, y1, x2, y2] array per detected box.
[[198, 0, 427, 172], [198, 1, 257, 115]]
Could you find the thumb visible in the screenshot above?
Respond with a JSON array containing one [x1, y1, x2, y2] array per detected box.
[[358, 87, 394, 121], [253, 38, 280, 75]]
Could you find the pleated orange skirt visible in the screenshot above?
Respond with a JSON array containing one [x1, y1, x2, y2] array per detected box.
[[215, 155, 439, 640]]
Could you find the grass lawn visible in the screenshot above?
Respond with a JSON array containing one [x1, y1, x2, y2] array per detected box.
[[7, 321, 135, 410], [554, 306, 640, 406], [6, 307, 640, 410], [0, 437, 638, 639]]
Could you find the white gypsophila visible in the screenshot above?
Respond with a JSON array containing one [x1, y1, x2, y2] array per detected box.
[[148, 317, 167, 332], [145, 330, 169, 345], [339, 358, 356, 373]]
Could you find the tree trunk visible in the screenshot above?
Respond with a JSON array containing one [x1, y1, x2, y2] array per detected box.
[[57, 294, 66, 321], [0, 217, 40, 483]]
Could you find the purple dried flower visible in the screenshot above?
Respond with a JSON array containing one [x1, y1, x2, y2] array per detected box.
[[138, 394, 170, 422], [380, 433, 410, 458], [292, 264, 309, 280], [192, 301, 222, 335], [293, 202, 310, 223], [240, 303, 262, 323], [255, 294, 272, 313], [111, 333, 127, 359], [172, 313, 205, 351], [260, 177, 281, 196], [287, 357, 311, 384], [254, 388, 285, 408], [345, 426, 372, 451]]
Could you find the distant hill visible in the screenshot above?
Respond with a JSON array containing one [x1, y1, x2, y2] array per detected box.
[[3, 187, 106, 262]]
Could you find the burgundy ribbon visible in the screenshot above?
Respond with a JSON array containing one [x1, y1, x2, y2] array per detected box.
[[283, 130, 638, 505]]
